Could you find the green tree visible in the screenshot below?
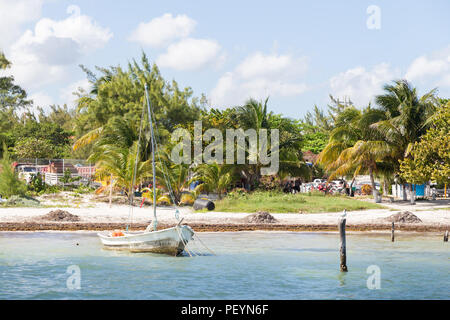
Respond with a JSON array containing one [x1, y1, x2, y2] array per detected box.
[[94, 142, 152, 200], [0, 51, 31, 157], [13, 138, 56, 159], [232, 98, 309, 188], [0, 52, 10, 69], [399, 101, 450, 185], [152, 150, 191, 204], [73, 53, 204, 153], [318, 106, 388, 199], [0, 51, 31, 112], [0, 144, 27, 198], [373, 80, 438, 168], [37, 104, 76, 132], [298, 122, 329, 154], [190, 162, 233, 199], [12, 118, 72, 159], [373, 79, 439, 197]]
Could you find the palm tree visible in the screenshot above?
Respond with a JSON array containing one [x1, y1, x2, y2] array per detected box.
[[235, 97, 271, 131], [374, 80, 438, 163], [73, 115, 151, 158], [373, 79, 439, 199], [190, 162, 234, 199], [318, 106, 388, 200], [0, 52, 11, 70], [152, 149, 190, 204], [277, 149, 311, 182], [93, 142, 152, 200], [234, 98, 309, 188]]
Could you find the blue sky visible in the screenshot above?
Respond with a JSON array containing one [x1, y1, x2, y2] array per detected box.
[[1, 0, 449, 118]]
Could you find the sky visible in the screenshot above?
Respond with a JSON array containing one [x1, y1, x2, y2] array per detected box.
[[1, 0, 449, 119]]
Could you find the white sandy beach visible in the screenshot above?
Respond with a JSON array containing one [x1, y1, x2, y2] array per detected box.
[[0, 198, 448, 227]]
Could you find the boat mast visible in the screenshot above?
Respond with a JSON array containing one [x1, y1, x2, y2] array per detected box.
[[145, 84, 157, 231]]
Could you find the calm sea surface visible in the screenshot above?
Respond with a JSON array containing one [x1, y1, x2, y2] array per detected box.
[[0, 231, 448, 299]]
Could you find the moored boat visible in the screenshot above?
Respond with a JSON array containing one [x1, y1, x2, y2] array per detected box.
[[98, 224, 194, 255], [97, 83, 196, 256]]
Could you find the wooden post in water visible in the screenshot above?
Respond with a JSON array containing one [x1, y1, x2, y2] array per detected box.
[[338, 214, 348, 272], [444, 230, 449, 242], [391, 222, 395, 242]]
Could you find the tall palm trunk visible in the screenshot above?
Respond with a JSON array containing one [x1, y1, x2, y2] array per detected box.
[[349, 177, 356, 197], [383, 178, 389, 196], [409, 183, 416, 204], [402, 183, 407, 201], [369, 167, 380, 203]]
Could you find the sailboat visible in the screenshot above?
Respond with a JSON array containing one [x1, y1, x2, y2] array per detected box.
[[98, 84, 195, 256]]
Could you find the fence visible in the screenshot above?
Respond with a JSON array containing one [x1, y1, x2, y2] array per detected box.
[[14, 159, 97, 186]]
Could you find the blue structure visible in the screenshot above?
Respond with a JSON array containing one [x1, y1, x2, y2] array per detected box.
[[412, 184, 425, 196], [392, 183, 428, 198]]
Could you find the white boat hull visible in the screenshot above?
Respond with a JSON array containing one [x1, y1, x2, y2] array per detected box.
[[97, 225, 194, 256]]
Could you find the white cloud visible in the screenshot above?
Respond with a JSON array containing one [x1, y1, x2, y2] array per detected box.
[[210, 52, 309, 107], [26, 79, 91, 115], [405, 56, 447, 80], [329, 63, 399, 106], [59, 78, 91, 108], [156, 38, 223, 71], [405, 46, 450, 87], [29, 91, 54, 108], [236, 52, 307, 79], [0, 0, 44, 48], [129, 13, 196, 48], [7, 5, 112, 89], [439, 74, 450, 88], [17, 5, 113, 54], [329, 46, 450, 107]]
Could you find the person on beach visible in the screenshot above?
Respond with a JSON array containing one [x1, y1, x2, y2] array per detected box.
[[295, 179, 301, 193]]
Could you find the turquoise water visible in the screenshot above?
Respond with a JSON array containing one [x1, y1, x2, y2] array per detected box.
[[0, 231, 448, 299]]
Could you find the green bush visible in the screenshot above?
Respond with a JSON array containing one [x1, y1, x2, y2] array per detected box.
[[41, 185, 61, 194], [28, 172, 45, 193], [2, 195, 40, 207], [180, 193, 195, 206], [157, 195, 172, 206], [227, 187, 249, 199], [73, 185, 95, 194], [0, 144, 27, 198]]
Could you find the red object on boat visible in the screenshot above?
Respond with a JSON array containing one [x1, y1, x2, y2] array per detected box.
[[112, 231, 124, 237]]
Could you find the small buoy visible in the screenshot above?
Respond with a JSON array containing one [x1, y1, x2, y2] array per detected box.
[[76, 243, 79, 246]]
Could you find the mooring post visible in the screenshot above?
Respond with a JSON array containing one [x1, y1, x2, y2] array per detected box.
[[444, 230, 449, 242], [391, 222, 395, 242], [339, 214, 348, 272]]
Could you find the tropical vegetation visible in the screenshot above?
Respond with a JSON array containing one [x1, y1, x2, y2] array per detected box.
[[1, 49, 448, 207]]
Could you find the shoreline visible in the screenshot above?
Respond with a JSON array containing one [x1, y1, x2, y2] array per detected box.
[[0, 221, 448, 232], [0, 199, 448, 233]]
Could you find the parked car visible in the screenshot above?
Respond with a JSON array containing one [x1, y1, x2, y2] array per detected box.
[[16, 165, 37, 183], [313, 179, 326, 187]]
